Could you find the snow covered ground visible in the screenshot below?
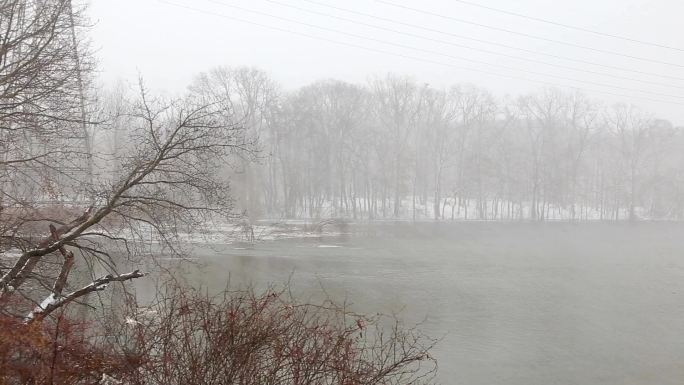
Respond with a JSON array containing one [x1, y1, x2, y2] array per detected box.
[[261, 196, 660, 222], [172, 219, 347, 245]]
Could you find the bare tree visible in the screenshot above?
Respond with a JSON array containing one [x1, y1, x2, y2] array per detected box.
[[190, 66, 279, 220], [370, 75, 425, 218], [604, 104, 660, 221], [1, 81, 253, 321], [0, 0, 95, 205]]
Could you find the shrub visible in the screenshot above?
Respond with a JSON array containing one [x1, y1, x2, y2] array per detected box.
[[0, 283, 437, 385]]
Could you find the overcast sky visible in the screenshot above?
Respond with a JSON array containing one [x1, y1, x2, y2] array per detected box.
[[89, 0, 684, 124]]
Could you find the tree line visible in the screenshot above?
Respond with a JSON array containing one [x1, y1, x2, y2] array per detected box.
[[181, 68, 683, 222]]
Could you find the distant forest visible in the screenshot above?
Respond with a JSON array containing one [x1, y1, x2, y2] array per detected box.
[[21, 65, 676, 223], [149, 67, 679, 222]]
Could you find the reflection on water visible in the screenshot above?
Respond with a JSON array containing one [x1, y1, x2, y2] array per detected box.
[[154, 222, 684, 385]]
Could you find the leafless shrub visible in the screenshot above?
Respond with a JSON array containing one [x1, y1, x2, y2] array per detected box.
[[0, 311, 133, 385], [110, 282, 438, 385], [0, 282, 438, 385]]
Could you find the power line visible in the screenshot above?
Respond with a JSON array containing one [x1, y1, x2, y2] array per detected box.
[[157, 0, 684, 106], [298, 0, 684, 82], [374, 0, 684, 69], [262, 0, 684, 90], [200, 0, 684, 100], [446, 0, 684, 52]]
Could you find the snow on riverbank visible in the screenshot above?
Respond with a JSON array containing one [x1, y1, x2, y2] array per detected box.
[[173, 219, 347, 245], [261, 197, 660, 222]]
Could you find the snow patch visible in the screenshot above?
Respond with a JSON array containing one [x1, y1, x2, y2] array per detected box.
[[38, 293, 57, 309], [26, 293, 57, 320]]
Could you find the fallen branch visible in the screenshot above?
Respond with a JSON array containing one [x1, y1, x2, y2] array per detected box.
[[27, 270, 146, 323]]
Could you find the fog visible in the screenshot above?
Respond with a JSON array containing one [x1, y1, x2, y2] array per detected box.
[[170, 222, 684, 385], [3, 0, 684, 384], [90, 0, 684, 124]]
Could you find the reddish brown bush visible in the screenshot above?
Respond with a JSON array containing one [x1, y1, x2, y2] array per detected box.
[[112, 284, 438, 385], [0, 283, 437, 385], [0, 313, 132, 385]]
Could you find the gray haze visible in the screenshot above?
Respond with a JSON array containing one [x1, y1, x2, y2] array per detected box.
[[5, 0, 684, 384], [90, 0, 684, 124], [174, 222, 684, 385]]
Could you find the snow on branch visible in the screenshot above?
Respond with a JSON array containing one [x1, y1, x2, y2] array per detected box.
[[26, 270, 146, 323]]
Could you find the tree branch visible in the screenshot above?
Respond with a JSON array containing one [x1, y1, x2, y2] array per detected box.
[[26, 269, 146, 323]]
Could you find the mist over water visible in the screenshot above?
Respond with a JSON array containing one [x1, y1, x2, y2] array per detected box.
[[169, 222, 684, 385], [5, 0, 684, 383]]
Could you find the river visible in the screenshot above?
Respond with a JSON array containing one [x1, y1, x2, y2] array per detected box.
[[167, 222, 684, 385]]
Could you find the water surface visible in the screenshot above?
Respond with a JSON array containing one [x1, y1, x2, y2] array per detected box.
[[177, 222, 684, 385]]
